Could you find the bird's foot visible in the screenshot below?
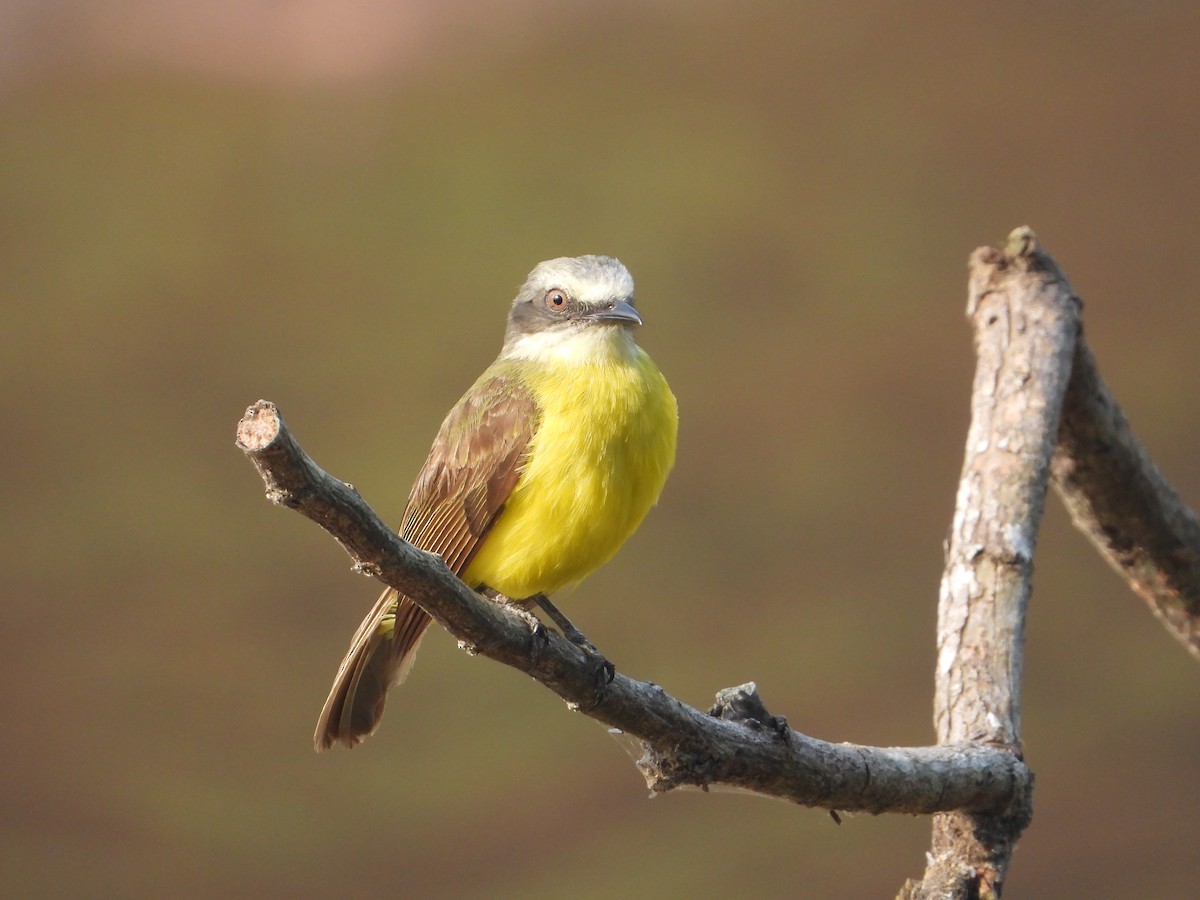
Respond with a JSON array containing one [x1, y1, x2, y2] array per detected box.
[[527, 593, 616, 706], [482, 588, 548, 672]]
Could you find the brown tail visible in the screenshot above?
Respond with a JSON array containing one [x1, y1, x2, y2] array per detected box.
[[313, 588, 432, 750]]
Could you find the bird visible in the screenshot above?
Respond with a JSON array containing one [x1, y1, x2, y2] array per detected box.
[[315, 255, 678, 750]]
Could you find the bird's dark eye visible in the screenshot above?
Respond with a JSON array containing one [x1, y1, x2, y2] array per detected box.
[[543, 289, 569, 312]]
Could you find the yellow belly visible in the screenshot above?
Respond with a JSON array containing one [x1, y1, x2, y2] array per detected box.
[[462, 348, 677, 599]]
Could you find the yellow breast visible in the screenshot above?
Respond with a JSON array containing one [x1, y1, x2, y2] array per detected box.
[[463, 341, 677, 599]]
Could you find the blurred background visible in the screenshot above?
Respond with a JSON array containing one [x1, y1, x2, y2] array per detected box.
[[3, 2, 1198, 897]]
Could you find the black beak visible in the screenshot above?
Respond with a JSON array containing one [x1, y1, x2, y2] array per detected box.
[[587, 299, 642, 327]]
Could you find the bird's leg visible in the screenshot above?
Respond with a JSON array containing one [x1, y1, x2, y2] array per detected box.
[[481, 587, 548, 673], [526, 593, 616, 688], [525, 593, 597, 653]]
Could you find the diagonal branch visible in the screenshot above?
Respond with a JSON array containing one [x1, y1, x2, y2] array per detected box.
[[1051, 341, 1200, 660], [236, 400, 1029, 815], [907, 228, 1079, 899]]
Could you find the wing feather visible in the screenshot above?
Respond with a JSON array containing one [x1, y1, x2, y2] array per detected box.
[[314, 372, 538, 750]]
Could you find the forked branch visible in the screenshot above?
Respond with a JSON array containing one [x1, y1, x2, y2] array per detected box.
[[239, 226, 1198, 900]]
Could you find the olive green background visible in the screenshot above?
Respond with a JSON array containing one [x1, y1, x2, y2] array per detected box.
[[3, 3, 1198, 897]]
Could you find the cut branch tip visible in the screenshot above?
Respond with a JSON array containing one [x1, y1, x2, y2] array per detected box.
[[236, 400, 282, 451]]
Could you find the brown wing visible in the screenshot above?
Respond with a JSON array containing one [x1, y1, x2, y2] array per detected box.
[[314, 374, 537, 750], [399, 373, 539, 573]]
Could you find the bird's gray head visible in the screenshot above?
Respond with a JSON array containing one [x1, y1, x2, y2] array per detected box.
[[504, 256, 641, 350]]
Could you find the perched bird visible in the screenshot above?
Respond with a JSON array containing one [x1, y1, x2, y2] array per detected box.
[[315, 255, 678, 750]]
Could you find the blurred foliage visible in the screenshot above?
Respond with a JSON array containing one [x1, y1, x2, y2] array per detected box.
[[2, 2, 1199, 898]]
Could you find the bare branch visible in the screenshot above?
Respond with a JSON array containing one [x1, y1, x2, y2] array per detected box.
[[236, 400, 1029, 815], [240, 225, 1198, 897], [1052, 341, 1200, 660], [910, 227, 1079, 898]]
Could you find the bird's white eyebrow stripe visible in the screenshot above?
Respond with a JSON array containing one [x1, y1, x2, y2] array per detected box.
[[521, 256, 635, 306]]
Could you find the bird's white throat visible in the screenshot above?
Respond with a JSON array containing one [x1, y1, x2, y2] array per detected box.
[[503, 324, 638, 365]]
